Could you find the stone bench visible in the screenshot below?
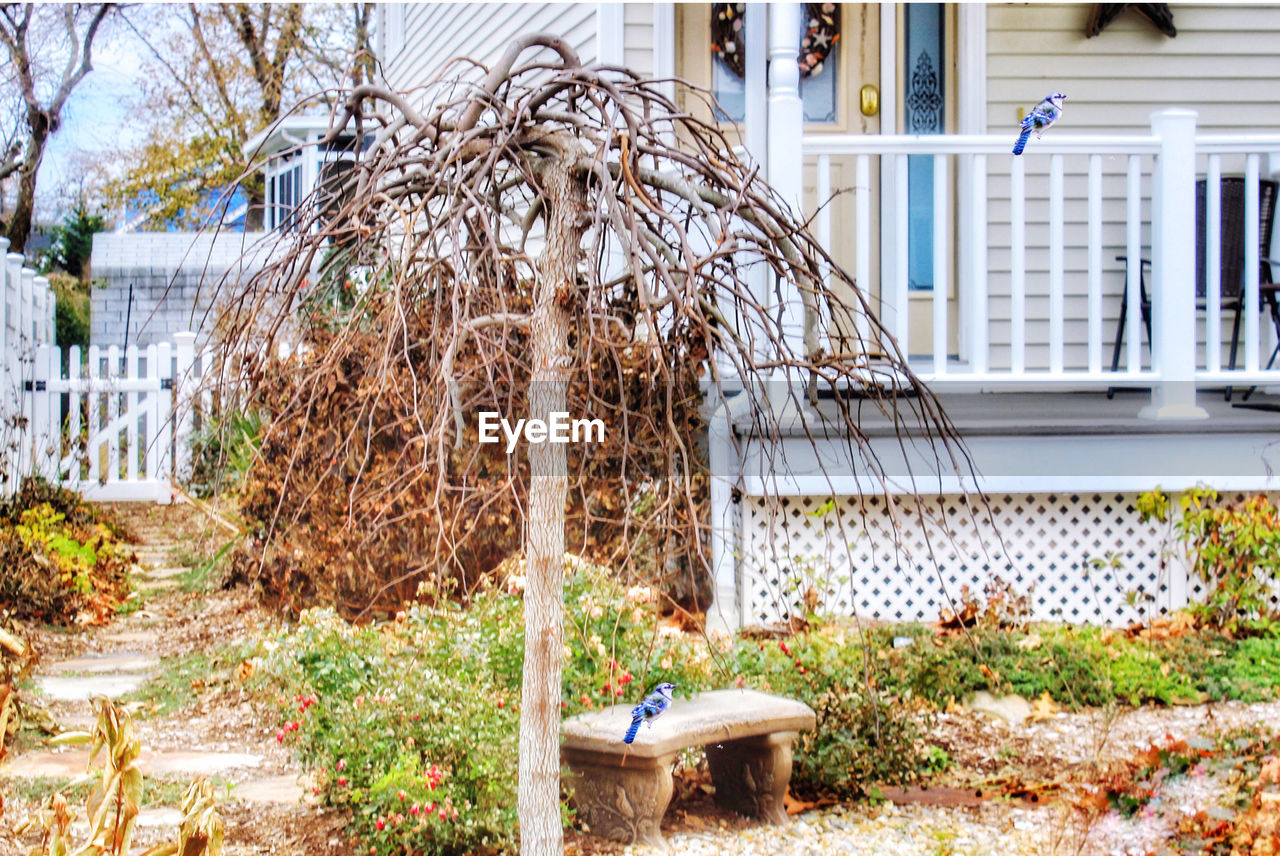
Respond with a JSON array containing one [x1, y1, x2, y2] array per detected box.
[[561, 689, 816, 849]]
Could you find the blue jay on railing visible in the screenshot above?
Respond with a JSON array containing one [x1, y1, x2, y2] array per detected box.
[[1012, 92, 1067, 156], [622, 682, 674, 744]]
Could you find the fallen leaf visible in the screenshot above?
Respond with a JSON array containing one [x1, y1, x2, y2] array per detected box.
[[1029, 691, 1060, 723], [1016, 633, 1043, 651], [783, 790, 816, 815]]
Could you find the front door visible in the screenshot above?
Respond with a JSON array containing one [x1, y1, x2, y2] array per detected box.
[[675, 4, 881, 355]]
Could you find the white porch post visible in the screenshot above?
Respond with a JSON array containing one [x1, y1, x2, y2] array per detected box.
[[766, 2, 808, 365], [1141, 109, 1208, 421], [706, 393, 753, 633]]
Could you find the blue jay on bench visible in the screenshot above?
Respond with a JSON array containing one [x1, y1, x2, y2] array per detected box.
[[623, 682, 674, 744]]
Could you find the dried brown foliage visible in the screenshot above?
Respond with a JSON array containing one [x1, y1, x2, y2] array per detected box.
[[214, 34, 974, 620]]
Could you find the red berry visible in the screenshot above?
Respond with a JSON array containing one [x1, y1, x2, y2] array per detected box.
[[338, 777, 348, 786], [375, 819, 385, 831], [496, 700, 504, 709], [398, 790, 407, 801], [276, 730, 285, 742], [799, 666, 807, 674], [779, 641, 791, 656]]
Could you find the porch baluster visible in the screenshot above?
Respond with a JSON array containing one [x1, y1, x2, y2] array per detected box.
[[855, 154, 872, 347], [967, 153, 989, 375], [894, 153, 910, 354], [1205, 156, 1222, 373], [1125, 155, 1143, 374], [1244, 153, 1261, 373], [1010, 155, 1026, 374], [1049, 154, 1065, 373], [1088, 155, 1103, 374]]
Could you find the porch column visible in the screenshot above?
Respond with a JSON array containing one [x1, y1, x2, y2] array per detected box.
[[1140, 109, 1209, 421], [706, 392, 753, 633], [762, 1, 814, 419], [766, 3, 809, 376]]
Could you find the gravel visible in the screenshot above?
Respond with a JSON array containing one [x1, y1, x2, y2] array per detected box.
[[618, 699, 1280, 856]]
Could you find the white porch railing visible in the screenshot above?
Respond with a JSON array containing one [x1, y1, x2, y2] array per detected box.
[[803, 110, 1280, 414]]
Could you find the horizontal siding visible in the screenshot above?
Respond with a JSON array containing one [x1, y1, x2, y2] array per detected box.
[[623, 3, 655, 78], [978, 3, 1280, 371], [383, 3, 598, 92], [988, 4, 1280, 135]]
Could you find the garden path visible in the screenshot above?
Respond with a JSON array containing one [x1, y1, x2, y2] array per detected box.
[[0, 500, 348, 855]]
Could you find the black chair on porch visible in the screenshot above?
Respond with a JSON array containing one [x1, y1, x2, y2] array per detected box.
[[1108, 176, 1280, 400]]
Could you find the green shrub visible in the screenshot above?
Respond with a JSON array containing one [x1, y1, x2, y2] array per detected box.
[[0, 481, 134, 622], [1139, 487, 1280, 633], [262, 608, 517, 856], [186, 410, 263, 498]]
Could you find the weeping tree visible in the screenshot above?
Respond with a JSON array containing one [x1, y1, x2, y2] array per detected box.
[[217, 34, 973, 856]]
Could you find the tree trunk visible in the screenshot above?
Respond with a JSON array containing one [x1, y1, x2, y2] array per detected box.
[[4, 121, 48, 253], [519, 155, 582, 855]]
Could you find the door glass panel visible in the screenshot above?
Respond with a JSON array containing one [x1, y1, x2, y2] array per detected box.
[[711, 3, 841, 125], [904, 3, 944, 290]]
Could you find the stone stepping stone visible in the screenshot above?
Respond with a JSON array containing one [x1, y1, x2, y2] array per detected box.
[[234, 775, 308, 805], [136, 808, 184, 828], [98, 631, 159, 646], [139, 566, 187, 580], [37, 673, 152, 702], [48, 653, 160, 675], [4, 749, 263, 779]]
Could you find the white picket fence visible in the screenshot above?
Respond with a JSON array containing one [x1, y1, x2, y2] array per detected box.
[[2, 238, 209, 503], [19, 334, 212, 503]]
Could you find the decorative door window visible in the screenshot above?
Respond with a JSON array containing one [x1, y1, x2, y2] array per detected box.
[[905, 3, 945, 291], [710, 3, 841, 124]]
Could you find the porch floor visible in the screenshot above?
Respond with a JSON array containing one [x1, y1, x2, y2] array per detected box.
[[806, 388, 1280, 438]]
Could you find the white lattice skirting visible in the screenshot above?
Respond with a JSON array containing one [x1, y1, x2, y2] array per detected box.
[[739, 492, 1280, 627]]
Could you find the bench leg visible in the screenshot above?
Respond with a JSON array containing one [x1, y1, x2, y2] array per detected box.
[[562, 749, 675, 850], [706, 731, 797, 824]]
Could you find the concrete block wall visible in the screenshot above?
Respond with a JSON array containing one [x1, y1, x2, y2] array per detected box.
[[90, 232, 278, 348]]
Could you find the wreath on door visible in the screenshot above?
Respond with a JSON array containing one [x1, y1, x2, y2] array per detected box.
[[711, 3, 841, 79]]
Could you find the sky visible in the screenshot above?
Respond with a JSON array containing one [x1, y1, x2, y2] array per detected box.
[[35, 13, 148, 223]]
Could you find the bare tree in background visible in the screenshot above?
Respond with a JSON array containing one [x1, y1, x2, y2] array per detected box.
[[109, 3, 368, 230], [0, 3, 111, 252], [220, 35, 975, 856]]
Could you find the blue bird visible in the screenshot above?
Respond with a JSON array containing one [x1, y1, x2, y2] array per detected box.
[[1012, 92, 1067, 155], [622, 682, 674, 744]]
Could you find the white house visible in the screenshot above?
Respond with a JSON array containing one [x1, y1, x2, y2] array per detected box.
[[357, 4, 1280, 629]]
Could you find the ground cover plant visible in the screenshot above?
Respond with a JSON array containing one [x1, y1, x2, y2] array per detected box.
[[247, 556, 1280, 856]]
